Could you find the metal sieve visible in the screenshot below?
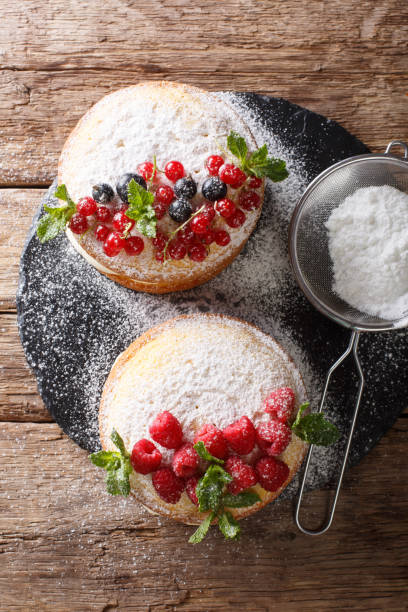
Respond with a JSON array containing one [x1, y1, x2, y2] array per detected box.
[[289, 140, 408, 535]]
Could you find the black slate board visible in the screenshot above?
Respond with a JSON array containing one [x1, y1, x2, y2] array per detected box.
[[17, 93, 408, 493]]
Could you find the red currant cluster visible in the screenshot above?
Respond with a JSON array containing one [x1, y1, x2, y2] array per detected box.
[[129, 387, 296, 506]]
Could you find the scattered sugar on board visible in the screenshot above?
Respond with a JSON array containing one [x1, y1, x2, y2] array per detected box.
[[326, 185, 408, 322]]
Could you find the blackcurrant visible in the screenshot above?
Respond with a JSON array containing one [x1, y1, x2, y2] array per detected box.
[[92, 183, 114, 204], [201, 176, 227, 201], [116, 173, 147, 203], [174, 177, 197, 199], [168, 198, 193, 223]]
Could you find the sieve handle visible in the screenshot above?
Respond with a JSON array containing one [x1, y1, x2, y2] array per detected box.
[[295, 330, 364, 535], [385, 140, 408, 160]]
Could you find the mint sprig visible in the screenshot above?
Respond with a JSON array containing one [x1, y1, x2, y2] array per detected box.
[[37, 184, 77, 243], [89, 429, 132, 496], [291, 402, 340, 446], [189, 442, 261, 544], [125, 179, 157, 238], [226, 130, 289, 182]]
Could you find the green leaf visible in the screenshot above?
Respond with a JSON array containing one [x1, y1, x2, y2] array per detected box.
[[227, 131, 248, 162], [110, 429, 128, 457], [54, 183, 76, 209], [36, 184, 77, 243], [105, 469, 122, 496], [248, 156, 288, 182], [291, 403, 341, 446], [115, 457, 132, 496], [196, 464, 233, 512], [222, 491, 261, 508], [125, 179, 157, 238], [194, 441, 224, 465], [218, 511, 240, 540], [89, 450, 120, 470], [247, 144, 268, 167], [188, 512, 216, 544]]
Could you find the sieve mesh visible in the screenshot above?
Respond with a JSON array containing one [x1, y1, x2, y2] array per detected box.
[[289, 153, 408, 331]]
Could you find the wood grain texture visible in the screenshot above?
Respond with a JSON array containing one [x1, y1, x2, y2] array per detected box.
[[1, 0, 408, 609], [0, 0, 407, 185]]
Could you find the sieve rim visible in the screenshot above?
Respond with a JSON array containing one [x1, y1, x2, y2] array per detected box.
[[289, 150, 408, 332]]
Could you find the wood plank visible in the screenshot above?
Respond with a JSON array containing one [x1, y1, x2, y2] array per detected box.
[[0, 0, 407, 185], [1, 420, 407, 611]]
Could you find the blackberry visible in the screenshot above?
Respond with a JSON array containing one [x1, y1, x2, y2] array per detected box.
[[168, 198, 193, 223], [116, 173, 147, 203], [174, 176, 197, 199], [92, 183, 114, 204], [201, 176, 227, 201]]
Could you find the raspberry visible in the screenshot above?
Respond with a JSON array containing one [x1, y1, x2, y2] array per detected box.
[[201, 229, 216, 245], [193, 424, 227, 459], [152, 468, 185, 504], [95, 205, 111, 222], [185, 476, 199, 505], [256, 419, 292, 456], [263, 387, 296, 423], [112, 210, 135, 233], [149, 411, 183, 449], [230, 168, 247, 189], [190, 213, 210, 235], [249, 176, 262, 189], [188, 243, 207, 262], [165, 160, 185, 182], [95, 224, 109, 242], [69, 213, 88, 235], [214, 229, 231, 246], [205, 155, 224, 176], [226, 209, 246, 228], [77, 196, 97, 217], [168, 240, 187, 260], [219, 163, 243, 186], [225, 456, 257, 495], [178, 225, 195, 246], [239, 190, 261, 211], [124, 236, 144, 256], [255, 456, 289, 492], [131, 439, 162, 474], [223, 416, 256, 455], [155, 185, 174, 205], [103, 231, 125, 257], [154, 202, 167, 220], [215, 198, 236, 218], [137, 161, 157, 182], [152, 232, 167, 251], [172, 443, 199, 478]]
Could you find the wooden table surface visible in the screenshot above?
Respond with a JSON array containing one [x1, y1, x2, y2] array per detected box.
[[1, 1, 407, 610]]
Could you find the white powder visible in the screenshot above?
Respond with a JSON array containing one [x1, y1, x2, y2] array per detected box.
[[326, 185, 408, 321]]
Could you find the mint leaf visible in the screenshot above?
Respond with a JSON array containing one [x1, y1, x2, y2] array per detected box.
[[218, 511, 240, 540], [246, 154, 288, 182], [125, 179, 157, 238], [89, 429, 133, 497], [89, 450, 120, 470], [194, 441, 224, 465], [115, 457, 132, 496], [54, 183, 76, 209], [291, 403, 340, 446], [222, 491, 261, 508], [196, 464, 232, 512], [106, 469, 123, 495], [227, 131, 247, 163], [247, 144, 268, 167], [188, 512, 216, 544], [110, 429, 129, 457], [36, 184, 77, 243]]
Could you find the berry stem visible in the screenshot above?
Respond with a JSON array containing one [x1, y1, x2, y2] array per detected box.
[[162, 204, 206, 263], [121, 222, 133, 240]]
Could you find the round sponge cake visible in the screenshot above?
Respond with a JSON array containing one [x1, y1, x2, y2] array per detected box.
[[99, 315, 308, 524], [58, 81, 265, 293]]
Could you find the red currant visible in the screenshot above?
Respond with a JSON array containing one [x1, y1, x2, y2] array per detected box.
[[76, 197, 97, 217], [165, 161, 185, 182], [214, 229, 231, 246], [188, 243, 207, 262], [152, 232, 167, 251], [69, 213, 88, 235], [103, 231, 125, 257], [219, 163, 242, 186], [112, 211, 135, 233], [95, 206, 111, 223], [168, 240, 187, 260], [201, 230, 216, 245], [202, 202, 216, 222], [230, 168, 247, 189], [249, 176, 262, 189], [137, 161, 157, 182], [124, 236, 144, 256], [178, 225, 195, 246], [155, 185, 174, 205], [190, 213, 210, 235], [239, 190, 261, 211], [95, 224, 109, 242], [154, 202, 167, 220], [205, 155, 224, 176], [226, 209, 246, 228], [214, 198, 236, 218], [155, 250, 165, 262]]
